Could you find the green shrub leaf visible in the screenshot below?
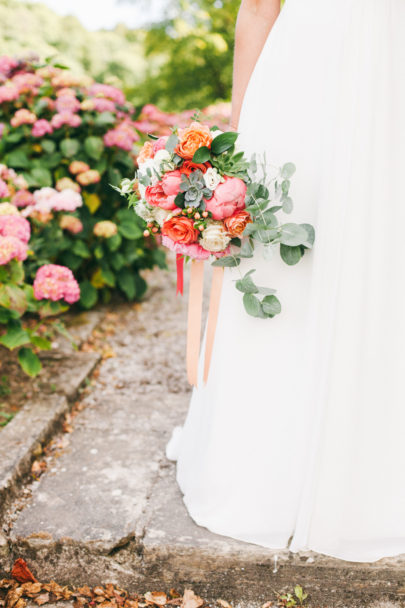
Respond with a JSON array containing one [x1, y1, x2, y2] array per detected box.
[[18, 347, 42, 377]]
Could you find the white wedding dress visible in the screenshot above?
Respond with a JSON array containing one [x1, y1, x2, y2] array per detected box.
[[166, 0, 405, 562]]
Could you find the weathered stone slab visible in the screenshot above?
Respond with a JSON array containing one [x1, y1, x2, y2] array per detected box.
[[0, 394, 68, 513], [40, 351, 100, 401]]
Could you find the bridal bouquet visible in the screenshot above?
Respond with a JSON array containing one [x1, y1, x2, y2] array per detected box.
[[117, 121, 314, 384]]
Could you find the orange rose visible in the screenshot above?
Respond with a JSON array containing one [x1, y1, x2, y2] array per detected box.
[[137, 141, 153, 165], [161, 216, 199, 245], [175, 122, 213, 160], [223, 210, 252, 237], [180, 160, 210, 176]]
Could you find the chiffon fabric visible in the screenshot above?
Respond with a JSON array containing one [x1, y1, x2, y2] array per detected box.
[[166, 0, 405, 562]]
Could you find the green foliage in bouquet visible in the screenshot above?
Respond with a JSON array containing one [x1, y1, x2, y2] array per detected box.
[[0, 57, 166, 308]]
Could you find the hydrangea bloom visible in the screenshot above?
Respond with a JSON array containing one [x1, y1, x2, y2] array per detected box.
[[55, 95, 81, 113], [0, 203, 19, 216], [59, 215, 83, 234], [56, 177, 81, 192], [0, 178, 10, 199], [11, 189, 35, 208], [0, 56, 18, 77], [32, 119, 53, 137], [52, 189, 83, 211], [0, 214, 31, 243], [33, 264, 80, 304], [104, 122, 139, 151], [0, 235, 28, 265], [89, 83, 125, 105], [10, 108, 37, 127], [76, 170, 100, 186], [69, 161, 90, 175], [0, 84, 19, 103], [51, 112, 82, 129], [12, 73, 43, 94], [93, 220, 118, 238]]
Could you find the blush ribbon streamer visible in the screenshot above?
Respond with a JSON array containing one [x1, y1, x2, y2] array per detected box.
[[185, 261, 224, 387]]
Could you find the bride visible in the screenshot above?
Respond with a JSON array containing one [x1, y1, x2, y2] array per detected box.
[[166, 0, 405, 562]]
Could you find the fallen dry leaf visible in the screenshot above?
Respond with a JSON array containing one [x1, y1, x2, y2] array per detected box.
[[144, 592, 167, 606], [34, 593, 50, 606], [217, 601, 232, 608], [31, 460, 47, 479], [10, 559, 37, 584], [76, 586, 92, 597], [169, 590, 180, 600], [181, 590, 203, 608], [261, 602, 273, 608], [14, 599, 27, 608], [20, 583, 42, 596], [74, 598, 88, 608]]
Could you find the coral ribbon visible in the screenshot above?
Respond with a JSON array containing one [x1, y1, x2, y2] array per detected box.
[[176, 253, 184, 295], [203, 266, 224, 384], [187, 260, 205, 386]]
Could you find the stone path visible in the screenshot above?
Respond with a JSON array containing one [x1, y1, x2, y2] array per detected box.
[[1, 264, 405, 607]]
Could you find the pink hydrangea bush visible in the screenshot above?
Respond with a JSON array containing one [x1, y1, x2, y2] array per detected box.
[[33, 264, 80, 304]]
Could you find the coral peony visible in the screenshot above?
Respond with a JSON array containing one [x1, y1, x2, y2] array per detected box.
[[161, 215, 199, 245], [0, 214, 30, 243], [161, 170, 182, 199], [223, 210, 252, 237], [59, 215, 83, 234], [205, 176, 247, 220], [145, 182, 177, 211], [33, 264, 80, 304], [93, 220, 118, 238], [175, 121, 213, 160], [69, 161, 90, 175], [0, 235, 28, 265]]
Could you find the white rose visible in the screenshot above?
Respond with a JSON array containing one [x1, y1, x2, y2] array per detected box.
[[134, 201, 154, 223], [153, 149, 171, 165], [203, 167, 223, 191], [152, 207, 170, 227], [138, 182, 147, 200], [199, 221, 230, 253]]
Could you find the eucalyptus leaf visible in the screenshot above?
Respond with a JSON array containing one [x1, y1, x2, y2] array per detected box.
[[165, 133, 179, 154], [300, 223, 315, 247], [280, 244, 303, 265], [211, 255, 241, 268], [235, 275, 258, 294], [281, 162, 296, 179], [279, 223, 308, 246], [243, 293, 262, 317], [262, 295, 282, 316]]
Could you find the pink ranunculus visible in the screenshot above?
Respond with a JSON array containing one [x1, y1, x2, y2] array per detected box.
[[0, 178, 10, 199], [161, 169, 182, 207], [31, 119, 53, 137], [152, 136, 168, 155], [11, 189, 35, 208], [161, 235, 210, 260], [33, 264, 80, 304], [0, 235, 28, 265], [0, 214, 31, 243], [205, 176, 247, 220], [145, 182, 177, 211]]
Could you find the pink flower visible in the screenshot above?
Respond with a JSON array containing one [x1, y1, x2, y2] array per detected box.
[[152, 136, 168, 155], [31, 119, 53, 137], [133, 120, 155, 133], [0, 56, 18, 77], [145, 181, 177, 211], [91, 98, 116, 113], [103, 122, 139, 150], [205, 176, 247, 220], [161, 170, 182, 204], [162, 235, 210, 260], [55, 95, 81, 113], [52, 189, 83, 212], [31, 187, 58, 213], [33, 264, 80, 304], [56, 177, 81, 192], [59, 215, 83, 234], [11, 189, 35, 208], [0, 235, 28, 265], [11, 108, 37, 127], [51, 112, 82, 129], [69, 161, 90, 175], [0, 178, 10, 199], [76, 170, 101, 186], [89, 83, 125, 105], [0, 214, 31, 243], [12, 73, 43, 94], [0, 84, 19, 103]]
